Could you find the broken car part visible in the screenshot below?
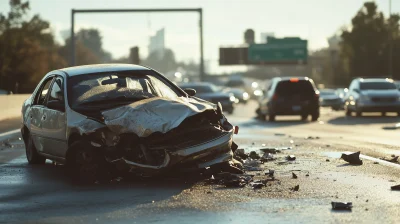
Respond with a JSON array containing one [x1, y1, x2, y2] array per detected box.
[[331, 202, 353, 210], [286, 155, 296, 161], [391, 184, 400, 190], [340, 151, 363, 165]]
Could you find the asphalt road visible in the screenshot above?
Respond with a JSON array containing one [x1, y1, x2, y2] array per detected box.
[[0, 101, 399, 223]]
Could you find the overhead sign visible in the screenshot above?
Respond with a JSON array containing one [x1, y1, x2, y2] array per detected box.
[[248, 37, 308, 64]]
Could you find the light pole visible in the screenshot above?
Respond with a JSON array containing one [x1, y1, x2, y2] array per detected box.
[[389, 0, 393, 78]]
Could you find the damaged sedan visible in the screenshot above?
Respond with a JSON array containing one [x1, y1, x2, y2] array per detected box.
[[21, 64, 240, 181]]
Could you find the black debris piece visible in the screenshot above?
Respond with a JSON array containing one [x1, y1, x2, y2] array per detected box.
[[373, 161, 379, 164], [326, 145, 331, 147], [249, 151, 260, 160], [250, 180, 265, 189], [390, 156, 399, 163], [292, 172, 298, 179], [213, 172, 253, 188], [340, 151, 363, 165], [286, 155, 296, 161], [391, 184, 400, 190], [306, 173, 310, 177], [290, 185, 300, 191], [234, 148, 249, 160], [331, 202, 352, 210], [231, 141, 239, 153], [326, 159, 330, 162], [305, 136, 314, 140], [260, 148, 279, 154], [260, 152, 275, 162], [316, 137, 320, 139], [265, 169, 274, 177]]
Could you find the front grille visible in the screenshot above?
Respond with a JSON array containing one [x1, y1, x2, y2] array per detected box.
[[371, 97, 397, 103]]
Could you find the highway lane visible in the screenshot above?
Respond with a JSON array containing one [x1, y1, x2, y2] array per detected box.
[[0, 100, 399, 223]]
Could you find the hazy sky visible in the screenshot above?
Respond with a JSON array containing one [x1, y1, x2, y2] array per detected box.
[[1, 0, 398, 72]]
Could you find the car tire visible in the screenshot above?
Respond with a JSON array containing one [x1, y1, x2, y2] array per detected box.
[[345, 108, 352, 116], [70, 141, 110, 183], [397, 112, 400, 117], [381, 112, 386, 116], [301, 114, 308, 121], [25, 134, 46, 164], [268, 114, 276, 122], [356, 111, 362, 117], [311, 114, 319, 121]]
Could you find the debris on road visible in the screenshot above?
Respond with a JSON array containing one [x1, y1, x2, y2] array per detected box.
[[286, 155, 296, 161], [290, 185, 300, 191], [250, 181, 265, 189], [340, 151, 363, 165], [331, 202, 353, 210], [266, 169, 274, 177], [249, 151, 261, 159], [292, 172, 298, 179], [379, 155, 399, 164], [274, 133, 286, 136], [260, 152, 275, 162], [211, 172, 254, 188], [243, 158, 263, 171], [305, 136, 320, 140], [259, 148, 282, 154], [326, 159, 330, 162], [391, 184, 400, 191]]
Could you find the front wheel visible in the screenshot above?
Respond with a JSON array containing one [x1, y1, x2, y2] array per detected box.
[[301, 114, 308, 121], [356, 111, 362, 117], [25, 134, 46, 164], [345, 108, 352, 116], [311, 113, 319, 121], [268, 114, 276, 122]]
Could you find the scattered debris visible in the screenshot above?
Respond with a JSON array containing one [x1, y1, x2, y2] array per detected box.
[[234, 148, 249, 161], [249, 151, 260, 159], [259, 148, 281, 154], [265, 169, 274, 177], [326, 145, 330, 147], [292, 172, 298, 179], [305, 136, 314, 140], [373, 161, 379, 164], [290, 185, 300, 191], [305, 173, 310, 177], [243, 158, 263, 171], [260, 152, 275, 162], [212, 172, 253, 188], [274, 133, 286, 136], [340, 151, 363, 165], [380, 156, 399, 163], [326, 159, 330, 162], [290, 140, 294, 144], [331, 202, 352, 210], [286, 155, 296, 161], [391, 184, 400, 191], [250, 180, 265, 189]]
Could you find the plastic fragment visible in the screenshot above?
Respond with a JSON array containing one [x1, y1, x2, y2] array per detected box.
[[340, 151, 363, 165]]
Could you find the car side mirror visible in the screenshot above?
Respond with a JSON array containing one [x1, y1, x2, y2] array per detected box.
[[47, 100, 65, 112], [184, 88, 196, 96]]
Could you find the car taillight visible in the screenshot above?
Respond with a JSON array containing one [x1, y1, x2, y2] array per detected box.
[[315, 93, 319, 99]]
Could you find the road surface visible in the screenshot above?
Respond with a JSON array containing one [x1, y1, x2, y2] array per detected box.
[[0, 101, 399, 223]]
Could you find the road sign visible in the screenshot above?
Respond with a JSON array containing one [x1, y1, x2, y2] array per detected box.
[[248, 37, 307, 64]]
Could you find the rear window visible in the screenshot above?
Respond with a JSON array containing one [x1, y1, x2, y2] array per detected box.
[[360, 82, 397, 90], [275, 80, 315, 96]]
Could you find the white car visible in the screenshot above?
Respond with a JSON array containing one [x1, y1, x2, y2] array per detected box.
[[21, 64, 238, 182]]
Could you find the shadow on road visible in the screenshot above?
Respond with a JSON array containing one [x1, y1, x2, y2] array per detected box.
[[0, 161, 195, 222], [327, 115, 400, 126]]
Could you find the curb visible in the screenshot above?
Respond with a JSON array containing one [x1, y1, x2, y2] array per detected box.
[[0, 129, 21, 142]]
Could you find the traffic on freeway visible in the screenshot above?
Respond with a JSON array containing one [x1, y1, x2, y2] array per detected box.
[[0, 0, 400, 224]]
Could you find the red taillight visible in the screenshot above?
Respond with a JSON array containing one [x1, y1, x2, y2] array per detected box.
[[272, 94, 279, 101], [234, 126, 239, 134], [290, 78, 299, 82]]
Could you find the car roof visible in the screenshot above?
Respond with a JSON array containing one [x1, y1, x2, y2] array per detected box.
[[272, 77, 311, 82], [59, 64, 150, 77], [358, 78, 394, 83]]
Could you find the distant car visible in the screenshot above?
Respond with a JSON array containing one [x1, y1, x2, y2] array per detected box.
[[225, 79, 245, 88], [223, 88, 249, 104], [256, 77, 320, 121], [395, 81, 400, 90], [319, 89, 343, 110], [20, 64, 239, 181], [345, 78, 400, 116], [180, 82, 235, 114]]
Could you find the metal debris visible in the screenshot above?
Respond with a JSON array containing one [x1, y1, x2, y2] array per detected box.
[[292, 172, 298, 179], [391, 184, 400, 191], [286, 155, 296, 161], [331, 202, 353, 210], [340, 151, 363, 165]]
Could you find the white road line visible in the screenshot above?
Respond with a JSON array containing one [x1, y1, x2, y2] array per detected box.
[[0, 129, 21, 142]]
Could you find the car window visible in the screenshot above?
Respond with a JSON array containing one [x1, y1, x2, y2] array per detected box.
[[35, 77, 53, 105], [48, 77, 64, 103], [274, 80, 315, 96], [148, 76, 179, 99], [360, 82, 397, 90]]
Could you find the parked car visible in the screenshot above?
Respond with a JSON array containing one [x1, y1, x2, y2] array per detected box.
[[345, 78, 400, 116], [319, 89, 343, 110], [256, 77, 320, 121], [21, 64, 239, 182], [223, 88, 249, 104], [179, 82, 235, 114]]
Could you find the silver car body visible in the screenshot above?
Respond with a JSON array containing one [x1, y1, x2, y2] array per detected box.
[[21, 64, 235, 173], [345, 78, 400, 113]]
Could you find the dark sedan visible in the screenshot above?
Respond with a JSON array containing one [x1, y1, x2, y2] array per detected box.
[[319, 89, 343, 110], [180, 82, 235, 114], [223, 88, 250, 104]]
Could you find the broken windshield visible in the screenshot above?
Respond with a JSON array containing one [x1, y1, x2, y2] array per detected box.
[[67, 70, 181, 111]]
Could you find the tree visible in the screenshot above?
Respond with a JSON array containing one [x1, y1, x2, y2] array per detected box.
[[0, 0, 67, 93], [340, 2, 400, 80], [142, 49, 178, 73]]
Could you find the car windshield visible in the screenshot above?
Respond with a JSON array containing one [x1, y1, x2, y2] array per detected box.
[[275, 80, 315, 96], [319, 89, 336, 96], [360, 82, 397, 90], [67, 70, 180, 111]]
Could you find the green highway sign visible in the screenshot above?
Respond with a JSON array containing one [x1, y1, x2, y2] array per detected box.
[[248, 37, 308, 64]]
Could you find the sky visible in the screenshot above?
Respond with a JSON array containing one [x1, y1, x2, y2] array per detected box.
[[1, 0, 399, 73]]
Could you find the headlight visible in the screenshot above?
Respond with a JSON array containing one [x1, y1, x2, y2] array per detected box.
[[254, 90, 263, 96], [242, 92, 249, 99], [229, 95, 236, 102], [359, 95, 370, 102]]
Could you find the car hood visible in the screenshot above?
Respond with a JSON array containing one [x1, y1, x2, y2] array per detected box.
[[195, 92, 231, 100], [101, 96, 215, 137], [360, 89, 400, 97]]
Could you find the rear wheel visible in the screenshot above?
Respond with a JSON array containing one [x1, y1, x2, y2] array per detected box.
[[311, 114, 319, 121], [356, 111, 362, 117], [301, 114, 308, 121], [397, 112, 400, 117], [268, 114, 276, 122], [381, 112, 386, 116], [345, 108, 352, 116], [25, 133, 46, 164]]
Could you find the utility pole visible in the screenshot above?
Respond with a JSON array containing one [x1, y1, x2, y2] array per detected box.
[[389, 0, 393, 78]]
